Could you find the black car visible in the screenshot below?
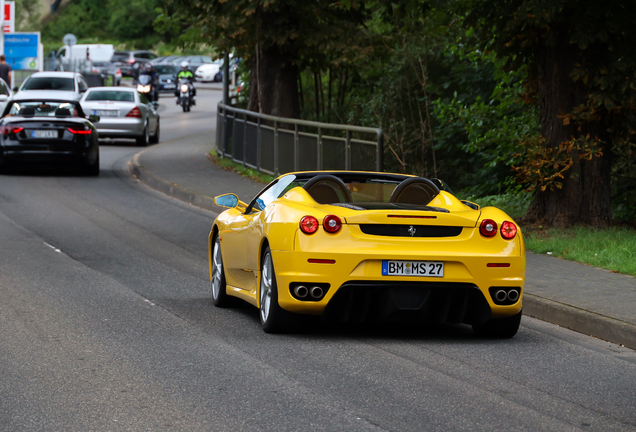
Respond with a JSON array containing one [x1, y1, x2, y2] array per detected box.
[[111, 50, 158, 78], [152, 64, 179, 93], [0, 97, 100, 175]]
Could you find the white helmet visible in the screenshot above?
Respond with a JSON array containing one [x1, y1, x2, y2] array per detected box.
[[180, 61, 189, 69]]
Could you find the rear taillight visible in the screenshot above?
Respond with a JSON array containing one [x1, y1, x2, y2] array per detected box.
[[479, 219, 497, 237], [323, 215, 342, 233], [300, 216, 319, 234], [2, 126, 23, 136], [500, 221, 518, 239], [116, 68, 121, 74], [126, 107, 142, 118], [67, 127, 91, 135]]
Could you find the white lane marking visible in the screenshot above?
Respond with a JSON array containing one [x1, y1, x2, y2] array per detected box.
[[43, 242, 62, 253]]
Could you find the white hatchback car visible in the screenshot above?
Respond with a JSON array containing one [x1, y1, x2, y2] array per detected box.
[[79, 87, 160, 146], [195, 60, 222, 82], [17, 71, 89, 101]]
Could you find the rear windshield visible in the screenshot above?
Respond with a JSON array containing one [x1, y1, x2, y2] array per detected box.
[[85, 91, 134, 102], [6, 101, 81, 117], [22, 77, 75, 91]]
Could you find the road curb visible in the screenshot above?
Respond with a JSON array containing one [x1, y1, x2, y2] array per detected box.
[[524, 294, 636, 349], [130, 150, 218, 213]]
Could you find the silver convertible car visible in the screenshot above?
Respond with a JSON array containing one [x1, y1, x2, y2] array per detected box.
[[79, 87, 159, 146]]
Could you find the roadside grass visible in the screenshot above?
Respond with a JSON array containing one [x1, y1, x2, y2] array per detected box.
[[523, 226, 636, 277], [208, 150, 276, 184], [204, 162, 636, 277]]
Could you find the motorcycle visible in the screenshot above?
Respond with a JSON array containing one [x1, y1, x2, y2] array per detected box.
[[179, 78, 194, 112], [137, 74, 158, 102]]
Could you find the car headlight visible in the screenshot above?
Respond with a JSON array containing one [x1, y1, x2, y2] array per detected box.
[[181, 85, 189, 93]]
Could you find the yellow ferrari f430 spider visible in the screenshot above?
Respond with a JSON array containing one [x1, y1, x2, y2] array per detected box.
[[209, 171, 525, 336]]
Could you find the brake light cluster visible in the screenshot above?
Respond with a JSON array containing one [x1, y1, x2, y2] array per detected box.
[[479, 219, 518, 240], [126, 107, 142, 118], [1, 126, 23, 136], [67, 127, 91, 135], [300, 215, 343, 234]]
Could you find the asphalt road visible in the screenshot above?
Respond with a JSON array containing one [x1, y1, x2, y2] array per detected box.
[[1, 90, 636, 431]]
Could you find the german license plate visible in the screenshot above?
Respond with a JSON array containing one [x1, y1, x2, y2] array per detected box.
[[382, 260, 444, 277], [94, 110, 118, 117], [32, 130, 58, 138], [163, 84, 175, 89]]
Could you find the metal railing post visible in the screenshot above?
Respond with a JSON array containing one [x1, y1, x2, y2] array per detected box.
[[345, 130, 351, 170], [257, 116, 261, 172], [317, 127, 322, 171], [294, 124, 299, 172], [222, 105, 228, 157], [376, 130, 384, 172], [243, 111, 248, 168], [274, 120, 279, 175]]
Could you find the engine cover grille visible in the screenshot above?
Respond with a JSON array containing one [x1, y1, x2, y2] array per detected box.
[[359, 224, 463, 237]]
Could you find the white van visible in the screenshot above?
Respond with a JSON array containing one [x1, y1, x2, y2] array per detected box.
[[56, 44, 115, 71]]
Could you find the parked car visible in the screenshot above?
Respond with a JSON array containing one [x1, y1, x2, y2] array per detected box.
[[91, 61, 122, 86], [16, 71, 89, 101], [152, 64, 179, 93], [79, 87, 159, 146], [195, 59, 223, 82], [0, 95, 100, 175], [210, 172, 525, 336], [150, 55, 184, 65], [111, 50, 158, 78], [0, 78, 13, 114], [173, 55, 214, 74]]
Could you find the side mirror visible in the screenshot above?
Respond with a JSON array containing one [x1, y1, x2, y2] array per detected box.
[[88, 115, 100, 123], [12, 86, 18, 92], [214, 193, 239, 209]]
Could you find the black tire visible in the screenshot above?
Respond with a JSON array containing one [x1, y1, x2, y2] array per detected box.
[[149, 119, 160, 144], [182, 102, 187, 112], [473, 311, 522, 338], [259, 246, 296, 333], [211, 235, 238, 307], [136, 126, 149, 147], [83, 152, 100, 176]]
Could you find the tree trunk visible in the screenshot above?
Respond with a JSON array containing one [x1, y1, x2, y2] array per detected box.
[[247, 43, 300, 119], [523, 35, 611, 227]]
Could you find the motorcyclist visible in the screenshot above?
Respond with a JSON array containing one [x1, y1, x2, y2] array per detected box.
[[138, 63, 158, 102], [175, 61, 196, 105]]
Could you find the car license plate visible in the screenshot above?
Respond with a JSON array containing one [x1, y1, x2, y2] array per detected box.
[[164, 84, 175, 89], [382, 260, 444, 277], [32, 130, 58, 138], [94, 110, 118, 117]]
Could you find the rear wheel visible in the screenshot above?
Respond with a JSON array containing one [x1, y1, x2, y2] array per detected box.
[[83, 152, 100, 176], [149, 119, 160, 144], [259, 246, 295, 333], [136, 126, 149, 147], [472, 311, 522, 338]]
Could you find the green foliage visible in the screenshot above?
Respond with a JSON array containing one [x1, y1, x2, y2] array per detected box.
[[42, 0, 164, 48], [463, 190, 533, 221], [462, 0, 636, 222], [433, 45, 539, 195]]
